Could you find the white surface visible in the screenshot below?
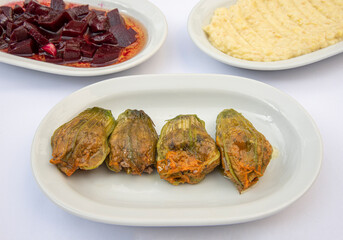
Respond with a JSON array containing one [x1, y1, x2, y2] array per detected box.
[[188, 0, 343, 70], [0, 0, 167, 76], [0, 0, 342, 239], [31, 74, 322, 226]]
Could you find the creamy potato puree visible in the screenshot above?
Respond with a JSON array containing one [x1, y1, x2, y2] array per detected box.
[[203, 0, 343, 61]]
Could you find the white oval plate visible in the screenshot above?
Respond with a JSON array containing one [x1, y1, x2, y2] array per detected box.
[[0, 0, 167, 76], [31, 74, 322, 226], [188, 0, 343, 70]]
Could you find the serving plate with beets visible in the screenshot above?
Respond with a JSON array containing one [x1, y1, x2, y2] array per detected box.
[[0, 0, 167, 76]]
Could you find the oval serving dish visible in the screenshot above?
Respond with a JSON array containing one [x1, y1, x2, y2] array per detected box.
[[31, 74, 322, 226]]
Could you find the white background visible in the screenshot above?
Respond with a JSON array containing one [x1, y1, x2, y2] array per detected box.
[[1, 0, 343, 239]]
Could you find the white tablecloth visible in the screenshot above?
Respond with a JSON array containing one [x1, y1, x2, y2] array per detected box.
[[1, 0, 342, 239]]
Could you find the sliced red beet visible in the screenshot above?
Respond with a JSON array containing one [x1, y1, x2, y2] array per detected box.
[[24, 21, 49, 46], [50, 0, 65, 11], [36, 7, 52, 16], [0, 39, 8, 49], [8, 38, 33, 55], [0, 12, 9, 28], [69, 5, 89, 18], [0, 6, 13, 21], [93, 9, 106, 16], [25, 0, 51, 16], [89, 15, 109, 32], [91, 44, 121, 65], [64, 9, 76, 21], [10, 25, 28, 42], [23, 0, 31, 8], [128, 28, 137, 35], [64, 39, 81, 61], [53, 40, 66, 51], [109, 25, 136, 47], [62, 20, 87, 37], [13, 5, 24, 15], [38, 26, 62, 41], [45, 55, 63, 63], [80, 42, 96, 58], [107, 8, 124, 27], [38, 10, 71, 32], [81, 10, 95, 23], [6, 22, 15, 37], [14, 12, 36, 27], [89, 32, 117, 45]]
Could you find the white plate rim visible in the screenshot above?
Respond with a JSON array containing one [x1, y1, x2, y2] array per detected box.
[[31, 73, 323, 226], [187, 0, 343, 71], [0, 0, 168, 76]]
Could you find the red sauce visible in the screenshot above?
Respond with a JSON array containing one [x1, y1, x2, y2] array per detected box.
[[0, 0, 146, 68]]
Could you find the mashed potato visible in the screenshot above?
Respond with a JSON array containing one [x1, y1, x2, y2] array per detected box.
[[203, 0, 343, 61]]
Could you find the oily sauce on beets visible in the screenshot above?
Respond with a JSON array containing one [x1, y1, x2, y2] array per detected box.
[[2, 1, 146, 68]]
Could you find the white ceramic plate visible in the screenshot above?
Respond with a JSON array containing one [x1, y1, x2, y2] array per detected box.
[[31, 74, 322, 226], [188, 0, 343, 70], [0, 0, 167, 76]]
